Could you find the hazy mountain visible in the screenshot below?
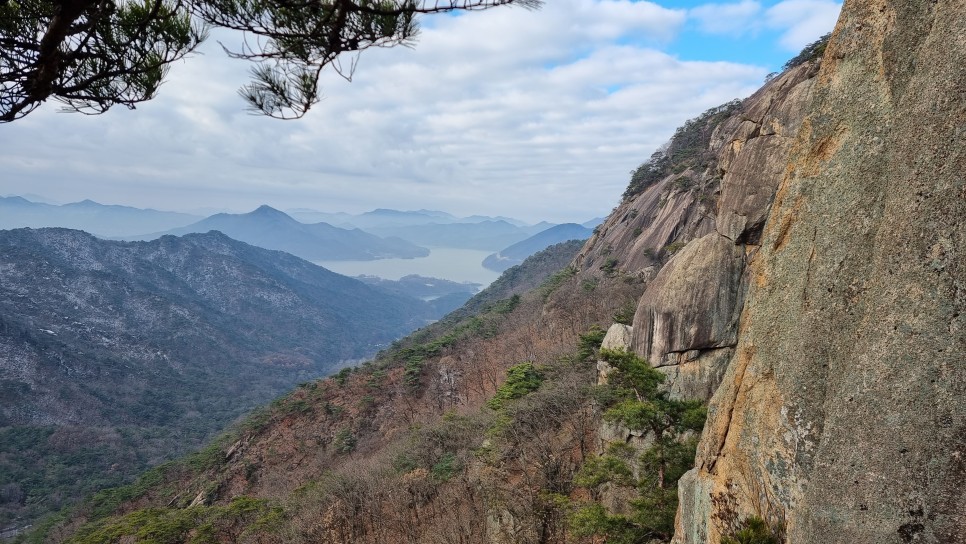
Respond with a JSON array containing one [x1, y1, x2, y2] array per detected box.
[[365, 220, 535, 251], [282, 208, 559, 250], [482, 223, 593, 272], [0, 196, 201, 237], [582, 217, 605, 229], [356, 208, 458, 227], [521, 220, 556, 235], [286, 207, 537, 230], [285, 209, 356, 227], [0, 227, 437, 529], [462, 214, 529, 227], [1, 192, 59, 204], [137, 205, 430, 261]]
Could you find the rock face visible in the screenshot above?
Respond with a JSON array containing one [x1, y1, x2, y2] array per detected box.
[[675, 1, 966, 542], [631, 233, 745, 366], [596, 323, 632, 386], [577, 61, 818, 403]]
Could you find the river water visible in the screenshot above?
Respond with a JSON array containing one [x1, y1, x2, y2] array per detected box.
[[316, 247, 501, 289]]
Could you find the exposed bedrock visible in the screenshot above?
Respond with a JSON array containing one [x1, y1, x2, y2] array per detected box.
[[674, 0, 966, 542], [619, 63, 817, 402]]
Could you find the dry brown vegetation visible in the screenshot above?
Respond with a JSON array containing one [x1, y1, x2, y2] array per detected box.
[[38, 263, 645, 544]]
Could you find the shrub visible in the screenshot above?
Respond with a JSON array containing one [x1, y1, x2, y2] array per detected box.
[[722, 516, 781, 544], [539, 267, 577, 300], [486, 362, 544, 410], [599, 258, 619, 277], [612, 301, 636, 325], [663, 241, 686, 256], [570, 349, 708, 542], [333, 428, 356, 454], [332, 367, 353, 387], [492, 294, 521, 315], [430, 453, 459, 482], [576, 326, 606, 361], [782, 32, 831, 70]]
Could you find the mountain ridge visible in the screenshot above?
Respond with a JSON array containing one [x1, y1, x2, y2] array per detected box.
[[0, 227, 437, 531], [482, 223, 593, 272], [134, 206, 430, 261], [0, 197, 201, 237]]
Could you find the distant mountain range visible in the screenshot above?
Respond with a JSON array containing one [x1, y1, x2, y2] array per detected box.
[[133, 205, 430, 261], [482, 223, 594, 272], [0, 195, 601, 258], [363, 220, 542, 251], [286, 208, 528, 229], [0, 196, 201, 237], [0, 227, 438, 528]]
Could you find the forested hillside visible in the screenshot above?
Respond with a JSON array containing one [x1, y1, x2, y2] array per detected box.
[[0, 229, 434, 532]]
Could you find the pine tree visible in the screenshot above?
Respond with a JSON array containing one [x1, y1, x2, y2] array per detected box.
[[0, 0, 541, 121]]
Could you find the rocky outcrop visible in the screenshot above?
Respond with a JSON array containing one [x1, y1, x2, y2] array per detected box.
[[713, 64, 819, 245], [675, 1, 966, 542], [584, 62, 819, 402], [596, 323, 633, 386], [631, 233, 745, 367]]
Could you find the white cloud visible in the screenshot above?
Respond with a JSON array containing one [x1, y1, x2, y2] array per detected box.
[[765, 0, 841, 50], [1, 0, 768, 223], [688, 0, 839, 50], [689, 0, 762, 36]]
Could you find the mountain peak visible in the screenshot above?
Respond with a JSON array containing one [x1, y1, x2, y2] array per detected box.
[[65, 199, 102, 207], [0, 195, 33, 206], [250, 204, 286, 216]]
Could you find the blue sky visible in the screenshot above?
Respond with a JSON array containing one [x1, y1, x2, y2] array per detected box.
[[666, 0, 839, 67], [0, 0, 842, 223]]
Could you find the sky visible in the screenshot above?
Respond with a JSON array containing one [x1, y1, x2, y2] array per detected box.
[[0, 0, 841, 224]]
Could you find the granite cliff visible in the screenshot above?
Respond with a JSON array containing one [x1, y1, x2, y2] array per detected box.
[[577, 59, 819, 402], [585, 0, 964, 539], [674, 1, 966, 542]]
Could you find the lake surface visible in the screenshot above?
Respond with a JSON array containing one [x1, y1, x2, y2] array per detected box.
[[316, 247, 502, 288]]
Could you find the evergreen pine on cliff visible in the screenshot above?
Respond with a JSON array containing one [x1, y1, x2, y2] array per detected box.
[[0, 0, 541, 121]]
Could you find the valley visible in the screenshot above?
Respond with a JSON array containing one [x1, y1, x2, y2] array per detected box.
[[1, 0, 963, 542]]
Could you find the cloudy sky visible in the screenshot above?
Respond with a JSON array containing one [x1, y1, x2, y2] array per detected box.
[[1, 0, 841, 224]]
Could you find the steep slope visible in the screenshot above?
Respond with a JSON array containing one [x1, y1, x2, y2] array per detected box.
[[0, 228, 434, 532], [482, 223, 593, 272], [32, 55, 822, 542], [35, 237, 643, 543], [452, 239, 587, 320], [576, 60, 818, 401], [675, 2, 966, 542], [140, 206, 429, 261], [29, 49, 823, 544]]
